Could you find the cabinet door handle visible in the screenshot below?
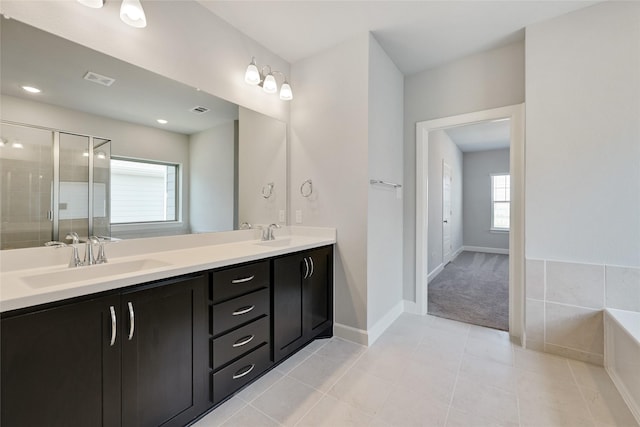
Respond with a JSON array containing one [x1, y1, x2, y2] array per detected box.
[[232, 335, 255, 348], [231, 275, 255, 284], [309, 257, 314, 278], [109, 306, 117, 346], [232, 364, 255, 379], [303, 257, 309, 279], [232, 305, 255, 316], [127, 302, 135, 340]]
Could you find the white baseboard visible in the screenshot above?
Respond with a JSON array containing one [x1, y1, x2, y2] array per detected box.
[[403, 299, 421, 314], [452, 246, 464, 258], [334, 300, 404, 346], [427, 263, 444, 283], [463, 245, 509, 255], [333, 323, 368, 346], [367, 301, 404, 346]]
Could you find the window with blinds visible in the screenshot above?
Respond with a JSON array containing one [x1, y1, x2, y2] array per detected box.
[[110, 158, 178, 224], [491, 173, 510, 231]]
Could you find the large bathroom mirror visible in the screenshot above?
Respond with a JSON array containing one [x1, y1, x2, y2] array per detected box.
[[0, 18, 287, 249]]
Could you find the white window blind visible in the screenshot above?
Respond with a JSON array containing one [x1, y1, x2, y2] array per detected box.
[[491, 173, 510, 231], [110, 158, 178, 224]]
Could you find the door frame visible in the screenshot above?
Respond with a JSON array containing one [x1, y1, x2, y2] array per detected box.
[[415, 104, 525, 342], [442, 160, 452, 266]]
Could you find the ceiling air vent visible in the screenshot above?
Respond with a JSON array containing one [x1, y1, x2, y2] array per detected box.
[[83, 71, 115, 87], [189, 106, 210, 114]]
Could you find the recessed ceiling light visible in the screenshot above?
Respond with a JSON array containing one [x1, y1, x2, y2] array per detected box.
[[157, 119, 168, 124], [22, 86, 41, 94], [12, 141, 24, 149]]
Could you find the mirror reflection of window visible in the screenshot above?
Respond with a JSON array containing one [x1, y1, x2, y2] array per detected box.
[[110, 158, 179, 224]]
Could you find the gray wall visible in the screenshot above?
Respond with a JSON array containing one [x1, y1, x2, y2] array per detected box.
[[463, 148, 510, 251], [427, 130, 463, 274], [189, 122, 235, 233], [403, 41, 525, 301], [367, 34, 404, 328]]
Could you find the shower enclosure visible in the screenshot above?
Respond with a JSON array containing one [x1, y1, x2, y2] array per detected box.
[[0, 121, 111, 250]]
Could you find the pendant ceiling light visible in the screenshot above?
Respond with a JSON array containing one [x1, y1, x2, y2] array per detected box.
[[244, 57, 293, 101], [120, 0, 147, 28]]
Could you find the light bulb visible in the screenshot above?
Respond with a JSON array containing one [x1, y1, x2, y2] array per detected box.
[[120, 0, 147, 28], [22, 86, 41, 94], [279, 82, 293, 100], [245, 59, 261, 85], [77, 0, 104, 8], [263, 73, 277, 94]]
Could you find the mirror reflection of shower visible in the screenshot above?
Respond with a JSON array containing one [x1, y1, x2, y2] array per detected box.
[[0, 121, 111, 250]]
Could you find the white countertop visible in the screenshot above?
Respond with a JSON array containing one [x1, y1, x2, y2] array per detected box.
[[0, 227, 336, 313]]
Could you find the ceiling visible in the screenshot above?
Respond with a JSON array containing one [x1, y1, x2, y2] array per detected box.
[[198, 0, 598, 75], [0, 17, 238, 135], [445, 120, 510, 152]]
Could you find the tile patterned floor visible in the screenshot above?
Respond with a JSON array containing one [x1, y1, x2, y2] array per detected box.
[[194, 313, 639, 427]]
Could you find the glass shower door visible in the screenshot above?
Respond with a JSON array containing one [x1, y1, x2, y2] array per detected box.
[[58, 132, 90, 242], [0, 123, 54, 249]]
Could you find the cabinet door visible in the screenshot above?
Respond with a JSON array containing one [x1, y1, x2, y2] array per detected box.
[[305, 246, 333, 338], [121, 274, 207, 427], [273, 253, 305, 362], [1, 295, 121, 427]]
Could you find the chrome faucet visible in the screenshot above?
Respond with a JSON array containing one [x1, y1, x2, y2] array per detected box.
[[263, 223, 281, 241], [65, 233, 83, 267], [85, 236, 101, 265]]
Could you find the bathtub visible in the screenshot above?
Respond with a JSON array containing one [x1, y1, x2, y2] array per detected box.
[[604, 308, 640, 424]]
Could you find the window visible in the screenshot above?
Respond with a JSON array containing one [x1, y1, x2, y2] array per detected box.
[[110, 158, 178, 224], [491, 173, 510, 231]]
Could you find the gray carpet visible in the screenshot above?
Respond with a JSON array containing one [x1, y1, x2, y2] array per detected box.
[[428, 251, 509, 331]]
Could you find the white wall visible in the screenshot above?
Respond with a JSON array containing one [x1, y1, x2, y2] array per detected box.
[[238, 107, 287, 229], [189, 122, 236, 233], [290, 34, 370, 332], [367, 35, 404, 329], [463, 148, 510, 251], [526, 1, 640, 267], [0, 0, 289, 123], [427, 130, 463, 273], [524, 1, 640, 363], [404, 41, 525, 301]]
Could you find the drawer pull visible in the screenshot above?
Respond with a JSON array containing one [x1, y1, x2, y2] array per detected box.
[[232, 364, 255, 380], [232, 305, 255, 316], [232, 335, 255, 348], [231, 275, 255, 284], [109, 306, 117, 346]]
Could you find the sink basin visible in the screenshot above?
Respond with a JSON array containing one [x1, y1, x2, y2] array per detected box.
[[23, 259, 172, 289], [255, 238, 293, 248]]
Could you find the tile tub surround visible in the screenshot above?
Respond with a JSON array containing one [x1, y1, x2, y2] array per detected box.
[[605, 308, 640, 425], [193, 313, 638, 427], [0, 226, 336, 312], [525, 258, 640, 365]]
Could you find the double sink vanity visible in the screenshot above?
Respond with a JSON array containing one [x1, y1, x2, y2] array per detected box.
[[0, 227, 336, 426]]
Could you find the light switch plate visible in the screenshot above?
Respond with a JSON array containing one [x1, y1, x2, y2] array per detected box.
[[295, 210, 303, 224]]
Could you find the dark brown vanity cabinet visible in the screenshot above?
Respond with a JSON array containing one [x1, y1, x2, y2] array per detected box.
[[209, 260, 272, 405], [0, 274, 208, 427], [273, 245, 333, 363]]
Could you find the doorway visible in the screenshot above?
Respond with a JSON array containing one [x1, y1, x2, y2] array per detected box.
[[415, 104, 525, 341]]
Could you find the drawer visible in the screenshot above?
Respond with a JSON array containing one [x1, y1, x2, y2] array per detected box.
[[212, 343, 271, 405], [212, 315, 269, 371], [211, 261, 270, 304], [212, 288, 269, 336]]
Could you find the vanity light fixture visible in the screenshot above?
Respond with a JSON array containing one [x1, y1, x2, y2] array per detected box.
[[22, 86, 41, 94], [120, 0, 147, 28], [157, 119, 168, 124], [77, 0, 104, 8], [244, 57, 293, 101]]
